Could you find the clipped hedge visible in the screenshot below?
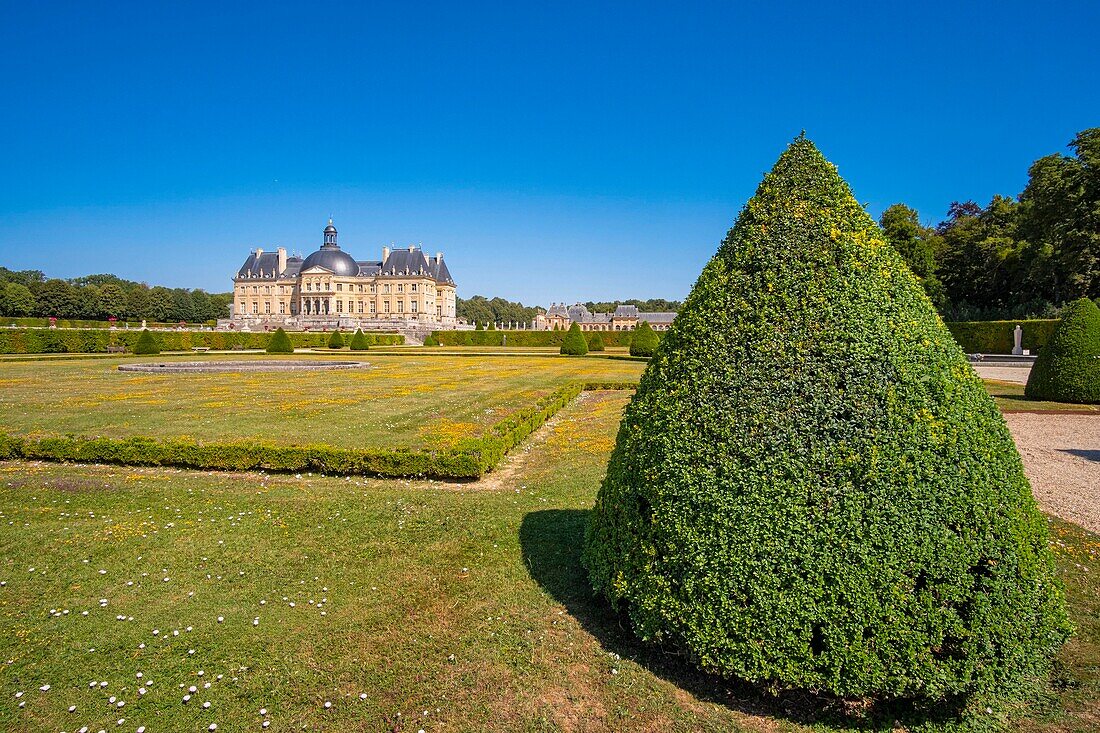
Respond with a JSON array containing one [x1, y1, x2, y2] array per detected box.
[[0, 328, 402, 354], [629, 321, 659, 357], [0, 382, 630, 479], [583, 137, 1069, 704], [1025, 298, 1100, 403], [133, 329, 160, 355], [431, 330, 648, 347], [945, 319, 1060, 354], [560, 323, 589, 355]]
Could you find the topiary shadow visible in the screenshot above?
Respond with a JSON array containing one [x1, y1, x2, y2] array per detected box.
[[519, 509, 972, 731]]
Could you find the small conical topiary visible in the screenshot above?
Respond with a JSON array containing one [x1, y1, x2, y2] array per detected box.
[[133, 329, 159, 355], [423, 335, 438, 346], [628, 321, 659, 356], [475, 321, 484, 331], [349, 328, 370, 351], [582, 137, 1069, 703], [265, 327, 294, 354], [488, 322, 496, 331], [327, 330, 345, 349], [560, 322, 588, 355], [1025, 298, 1100, 404], [588, 332, 606, 351]]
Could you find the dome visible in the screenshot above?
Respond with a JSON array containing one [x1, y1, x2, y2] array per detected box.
[[300, 246, 358, 276]]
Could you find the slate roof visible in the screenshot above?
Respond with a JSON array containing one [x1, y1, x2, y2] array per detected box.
[[544, 302, 676, 325], [236, 246, 453, 285], [236, 251, 303, 279]]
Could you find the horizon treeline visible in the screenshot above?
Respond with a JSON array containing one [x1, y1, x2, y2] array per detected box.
[[456, 296, 682, 325], [882, 127, 1099, 321], [0, 268, 231, 323]]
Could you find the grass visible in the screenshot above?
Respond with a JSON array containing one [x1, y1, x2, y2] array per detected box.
[[0, 390, 1097, 732], [0, 354, 644, 451], [983, 380, 1100, 413]]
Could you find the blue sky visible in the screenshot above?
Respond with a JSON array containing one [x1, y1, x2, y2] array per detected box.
[[0, 1, 1097, 305]]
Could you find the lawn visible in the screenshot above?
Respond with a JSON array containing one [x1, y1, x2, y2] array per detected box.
[[0, 389, 1097, 733], [983, 379, 1100, 413], [0, 354, 644, 451]]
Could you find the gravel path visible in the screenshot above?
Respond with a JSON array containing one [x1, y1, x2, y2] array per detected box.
[[974, 365, 1032, 384], [1004, 413, 1100, 533]]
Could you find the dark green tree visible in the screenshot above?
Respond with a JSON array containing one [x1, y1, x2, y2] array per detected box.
[[474, 321, 484, 331], [327, 330, 345, 349], [628, 321, 659, 357], [266, 327, 294, 354], [1024, 297, 1100, 403], [349, 329, 370, 351], [583, 137, 1069, 703], [98, 283, 129, 319], [33, 279, 77, 318], [2, 283, 35, 316], [560, 322, 588, 355], [423, 335, 439, 346], [133, 329, 160, 355], [487, 321, 496, 331], [588, 332, 605, 351], [879, 203, 946, 307]]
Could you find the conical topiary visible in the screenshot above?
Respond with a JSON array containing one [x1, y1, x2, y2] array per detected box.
[[488, 322, 496, 331], [423, 335, 438, 346], [133, 329, 159, 355], [265, 327, 294, 354], [475, 321, 484, 331], [582, 137, 1069, 702], [328, 330, 345, 349], [628, 321, 659, 356], [588, 332, 606, 351], [560, 322, 588, 355], [1025, 298, 1100, 404], [349, 328, 370, 351]]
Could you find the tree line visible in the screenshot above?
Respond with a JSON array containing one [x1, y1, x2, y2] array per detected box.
[[881, 127, 1099, 320], [0, 268, 232, 323], [457, 295, 683, 325]]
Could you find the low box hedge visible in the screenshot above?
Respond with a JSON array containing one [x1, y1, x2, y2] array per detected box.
[[0, 382, 638, 479], [0, 328, 403, 354], [430, 330, 652, 347]]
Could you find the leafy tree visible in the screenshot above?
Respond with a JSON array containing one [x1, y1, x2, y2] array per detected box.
[[266, 328, 294, 354], [327, 330, 345, 349], [879, 204, 945, 307], [1025, 297, 1100, 403], [583, 137, 1069, 703], [133, 329, 160, 355], [587, 332, 605, 351], [1018, 127, 1100, 301], [33, 279, 77, 318], [628, 321, 659, 356], [349, 329, 370, 351], [125, 287, 152, 320], [2, 283, 35, 316], [98, 283, 129, 319], [560, 322, 588, 355]]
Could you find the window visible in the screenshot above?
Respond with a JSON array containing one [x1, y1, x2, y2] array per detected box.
[[251, 302, 258, 314], [397, 284, 404, 294], [279, 302, 285, 314], [358, 301, 363, 313], [383, 301, 390, 313], [370, 284, 376, 293], [383, 284, 391, 294], [410, 301, 417, 313], [337, 283, 343, 291], [264, 302, 271, 314], [411, 284, 417, 293], [397, 301, 404, 313], [336, 300, 343, 313], [437, 305, 442, 317], [369, 302, 376, 314]]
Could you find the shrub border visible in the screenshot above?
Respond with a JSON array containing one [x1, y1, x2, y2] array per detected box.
[[0, 382, 640, 480]]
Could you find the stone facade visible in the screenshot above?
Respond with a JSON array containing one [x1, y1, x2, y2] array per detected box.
[[228, 220, 457, 332], [535, 303, 676, 331]]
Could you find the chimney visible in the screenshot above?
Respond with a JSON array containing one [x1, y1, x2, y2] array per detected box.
[[277, 247, 287, 275], [382, 246, 390, 264]]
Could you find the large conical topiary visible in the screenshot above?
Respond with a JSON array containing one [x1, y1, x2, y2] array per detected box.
[[133, 329, 159, 355], [349, 328, 370, 351], [582, 137, 1069, 703], [265, 327, 294, 354], [1025, 298, 1100, 404], [628, 321, 659, 356], [327, 330, 345, 349], [588, 332, 606, 351], [560, 322, 588, 355]]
